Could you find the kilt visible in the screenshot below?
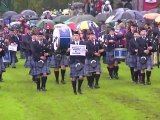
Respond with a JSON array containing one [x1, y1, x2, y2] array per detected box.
[[137, 56, 153, 70], [104, 50, 115, 64], [0, 58, 5, 73], [29, 59, 50, 76], [49, 55, 55, 68], [84, 59, 101, 75], [24, 56, 32, 68], [70, 62, 85, 77], [126, 52, 137, 68], [50, 54, 69, 68]]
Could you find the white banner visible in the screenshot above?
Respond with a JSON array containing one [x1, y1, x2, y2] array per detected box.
[[8, 44, 18, 51], [70, 44, 86, 56], [145, 0, 157, 3]]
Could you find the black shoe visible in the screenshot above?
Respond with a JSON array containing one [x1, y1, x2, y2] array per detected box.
[[37, 89, 41, 91], [56, 80, 59, 84], [61, 80, 66, 84], [0, 78, 3, 82], [78, 89, 83, 94], [94, 84, 100, 89], [115, 75, 119, 79], [12, 66, 16, 68], [41, 87, 47, 91], [88, 85, 93, 89], [74, 91, 77, 95], [146, 81, 151, 85], [109, 76, 113, 80]]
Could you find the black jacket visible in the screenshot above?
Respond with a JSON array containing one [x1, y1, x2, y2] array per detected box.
[[137, 37, 153, 56]]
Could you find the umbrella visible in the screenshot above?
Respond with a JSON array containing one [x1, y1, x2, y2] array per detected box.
[[72, 2, 84, 8], [36, 19, 55, 28], [3, 11, 18, 18], [95, 13, 110, 22], [9, 21, 21, 29], [21, 9, 38, 17], [121, 10, 144, 25], [64, 15, 97, 24], [143, 13, 160, 20], [147, 8, 160, 13], [155, 16, 160, 23], [66, 22, 77, 30], [11, 14, 22, 21], [54, 24, 67, 29], [53, 15, 73, 23], [76, 21, 99, 30], [105, 8, 130, 23]]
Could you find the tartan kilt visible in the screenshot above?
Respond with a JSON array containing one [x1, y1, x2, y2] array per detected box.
[[126, 52, 137, 68], [24, 56, 32, 68], [49, 55, 55, 68], [70, 62, 85, 77], [0, 58, 5, 72], [29, 60, 50, 76], [84, 59, 101, 75], [103, 50, 115, 64], [137, 56, 153, 70], [50, 54, 69, 68]]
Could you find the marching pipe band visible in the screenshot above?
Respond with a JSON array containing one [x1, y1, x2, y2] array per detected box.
[[0, 21, 160, 95]]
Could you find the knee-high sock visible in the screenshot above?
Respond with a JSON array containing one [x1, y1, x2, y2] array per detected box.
[[134, 71, 138, 83], [108, 67, 113, 78], [91, 73, 95, 86], [61, 69, 66, 81], [78, 79, 83, 90], [95, 74, 100, 85], [146, 71, 151, 81], [130, 67, 134, 81], [36, 76, 41, 90], [41, 76, 47, 88], [87, 76, 91, 86], [0, 73, 2, 81], [141, 73, 145, 84], [72, 78, 77, 92], [54, 71, 59, 82], [113, 66, 119, 75]]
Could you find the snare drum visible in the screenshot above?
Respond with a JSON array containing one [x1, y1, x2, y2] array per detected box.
[[114, 48, 127, 59], [53, 26, 72, 51]]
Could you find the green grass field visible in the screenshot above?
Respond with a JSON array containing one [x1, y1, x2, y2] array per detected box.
[[0, 56, 160, 120]]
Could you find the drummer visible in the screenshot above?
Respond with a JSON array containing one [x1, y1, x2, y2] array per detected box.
[[103, 28, 120, 79], [50, 36, 69, 85]]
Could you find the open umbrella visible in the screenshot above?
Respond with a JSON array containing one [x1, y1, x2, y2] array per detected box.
[[155, 16, 160, 23], [66, 22, 77, 30], [143, 13, 160, 20], [11, 14, 22, 21], [72, 2, 84, 8], [21, 9, 38, 17], [54, 24, 67, 29], [36, 19, 55, 29], [3, 11, 18, 18], [95, 13, 110, 22], [76, 21, 99, 30], [53, 15, 73, 23], [64, 15, 97, 24]]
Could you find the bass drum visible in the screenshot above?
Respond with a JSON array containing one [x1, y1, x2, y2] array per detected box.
[[53, 25, 72, 51]]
